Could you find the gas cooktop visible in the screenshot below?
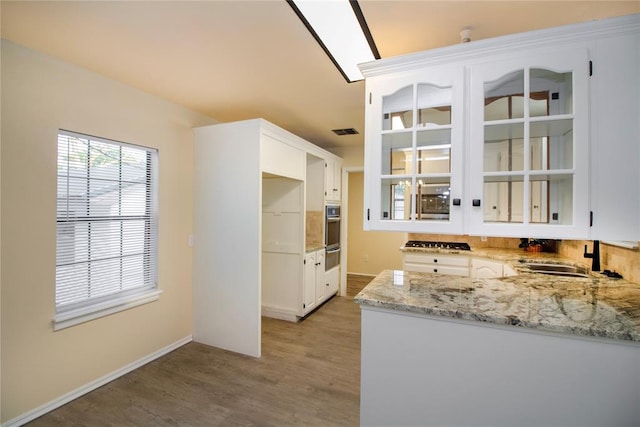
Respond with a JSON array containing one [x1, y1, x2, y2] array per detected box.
[[404, 240, 471, 251]]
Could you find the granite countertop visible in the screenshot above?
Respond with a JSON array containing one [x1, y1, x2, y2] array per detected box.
[[354, 249, 640, 344]]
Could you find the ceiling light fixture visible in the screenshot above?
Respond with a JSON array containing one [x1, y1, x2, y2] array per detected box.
[[288, 0, 380, 83]]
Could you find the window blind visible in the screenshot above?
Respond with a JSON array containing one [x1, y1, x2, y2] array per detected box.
[[56, 130, 158, 314]]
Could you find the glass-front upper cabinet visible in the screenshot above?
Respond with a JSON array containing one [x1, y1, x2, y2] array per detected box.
[[469, 49, 590, 238], [365, 65, 464, 233]]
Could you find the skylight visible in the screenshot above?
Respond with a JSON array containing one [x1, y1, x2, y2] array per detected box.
[[288, 0, 380, 83]]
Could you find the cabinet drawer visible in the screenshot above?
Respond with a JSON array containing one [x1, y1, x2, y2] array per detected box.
[[403, 262, 469, 277], [403, 253, 469, 267]]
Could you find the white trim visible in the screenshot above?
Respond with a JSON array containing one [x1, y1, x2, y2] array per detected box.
[[261, 306, 299, 322], [53, 289, 163, 331], [359, 14, 640, 77], [602, 241, 640, 250], [340, 166, 364, 297], [1, 336, 193, 427]]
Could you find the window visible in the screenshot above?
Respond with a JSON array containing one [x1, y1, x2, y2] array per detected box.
[[55, 130, 159, 330]]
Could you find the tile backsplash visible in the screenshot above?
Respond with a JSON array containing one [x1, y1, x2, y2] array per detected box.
[[409, 234, 640, 285], [306, 210, 324, 250], [557, 240, 640, 285]]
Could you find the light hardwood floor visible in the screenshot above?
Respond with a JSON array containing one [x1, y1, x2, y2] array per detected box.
[[346, 274, 374, 297], [27, 296, 361, 426]]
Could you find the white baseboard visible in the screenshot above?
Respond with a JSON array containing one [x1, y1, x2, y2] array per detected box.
[[346, 272, 377, 278], [262, 306, 299, 322], [2, 335, 193, 427]]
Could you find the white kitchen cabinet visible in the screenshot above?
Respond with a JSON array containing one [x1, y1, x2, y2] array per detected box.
[[324, 158, 342, 203], [303, 249, 338, 315], [313, 250, 327, 304], [360, 14, 640, 241], [468, 49, 590, 238], [363, 64, 464, 234], [403, 252, 470, 276], [470, 258, 505, 278], [589, 29, 640, 241], [303, 250, 319, 313], [193, 119, 342, 357], [326, 266, 340, 296]]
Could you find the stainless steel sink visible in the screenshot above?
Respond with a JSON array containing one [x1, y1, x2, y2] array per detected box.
[[525, 263, 591, 278]]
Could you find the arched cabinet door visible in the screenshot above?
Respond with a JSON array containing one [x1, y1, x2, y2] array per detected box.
[[363, 64, 464, 234], [468, 48, 590, 239]]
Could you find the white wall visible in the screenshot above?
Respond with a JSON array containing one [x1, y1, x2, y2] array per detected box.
[[0, 40, 216, 423]]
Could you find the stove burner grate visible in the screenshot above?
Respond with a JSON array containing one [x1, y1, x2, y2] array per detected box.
[[404, 240, 471, 251]]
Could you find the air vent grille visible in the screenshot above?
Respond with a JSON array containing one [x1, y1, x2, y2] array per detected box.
[[332, 128, 359, 136]]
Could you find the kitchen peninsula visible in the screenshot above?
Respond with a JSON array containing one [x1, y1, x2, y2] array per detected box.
[[355, 254, 640, 426]]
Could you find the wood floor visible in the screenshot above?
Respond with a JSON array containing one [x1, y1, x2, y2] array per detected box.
[[346, 274, 374, 297], [27, 295, 362, 427]]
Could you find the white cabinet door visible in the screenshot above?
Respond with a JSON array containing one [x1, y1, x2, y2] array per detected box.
[[326, 266, 340, 295], [303, 251, 317, 313], [589, 32, 640, 241], [468, 48, 590, 239], [325, 158, 342, 202], [364, 64, 465, 234], [470, 258, 504, 278], [315, 250, 327, 304]]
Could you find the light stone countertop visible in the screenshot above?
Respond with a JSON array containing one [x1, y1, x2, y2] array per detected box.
[[354, 248, 640, 344]]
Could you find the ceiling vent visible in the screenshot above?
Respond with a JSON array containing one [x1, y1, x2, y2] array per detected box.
[[332, 128, 359, 136]]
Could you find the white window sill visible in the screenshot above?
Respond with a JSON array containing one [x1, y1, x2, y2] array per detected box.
[[53, 289, 163, 331]]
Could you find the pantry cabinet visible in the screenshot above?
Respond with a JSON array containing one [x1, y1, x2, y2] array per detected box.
[[360, 14, 640, 241], [193, 119, 342, 358]]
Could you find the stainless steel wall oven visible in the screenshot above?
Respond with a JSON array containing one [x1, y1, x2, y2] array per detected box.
[[325, 205, 340, 271]]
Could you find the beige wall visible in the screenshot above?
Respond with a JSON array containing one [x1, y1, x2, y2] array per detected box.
[[0, 40, 215, 422], [330, 145, 363, 169], [347, 171, 406, 275]]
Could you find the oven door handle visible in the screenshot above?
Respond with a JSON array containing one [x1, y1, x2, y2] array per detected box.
[[326, 247, 341, 254], [327, 217, 340, 222]]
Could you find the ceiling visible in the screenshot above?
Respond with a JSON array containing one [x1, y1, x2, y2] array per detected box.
[[2, 1, 638, 151]]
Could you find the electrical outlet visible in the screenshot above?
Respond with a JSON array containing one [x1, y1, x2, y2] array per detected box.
[[481, 236, 487, 242], [363, 254, 369, 262], [188, 234, 194, 247]]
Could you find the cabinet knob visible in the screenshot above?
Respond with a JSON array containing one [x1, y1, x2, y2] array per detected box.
[[472, 199, 481, 207], [434, 259, 438, 263], [452, 198, 461, 206], [433, 268, 438, 273]]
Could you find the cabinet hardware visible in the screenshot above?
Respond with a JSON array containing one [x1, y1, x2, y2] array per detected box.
[[589, 60, 593, 76], [472, 199, 481, 207], [452, 198, 461, 206], [369, 92, 372, 104], [367, 208, 370, 220], [590, 211, 593, 227]]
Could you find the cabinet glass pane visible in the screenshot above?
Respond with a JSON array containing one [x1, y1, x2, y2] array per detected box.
[[531, 174, 573, 225], [416, 180, 450, 221], [417, 129, 451, 174], [383, 86, 414, 130], [530, 120, 573, 170], [381, 177, 412, 220], [530, 180, 549, 223], [382, 132, 412, 175], [417, 84, 452, 127], [484, 123, 524, 172], [484, 70, 524, 121], [530, 68, 572, 116], [483, 177, 524, 223]]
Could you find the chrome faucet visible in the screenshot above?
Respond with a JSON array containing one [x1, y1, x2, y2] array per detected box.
[[584, 240, 601, 272]]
